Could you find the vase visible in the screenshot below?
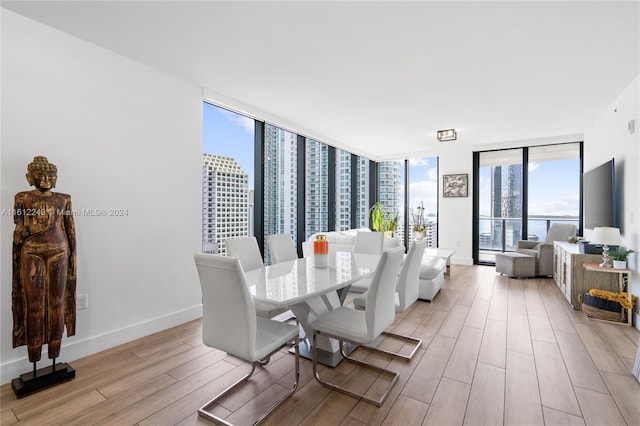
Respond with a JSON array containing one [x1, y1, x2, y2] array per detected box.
[[313, 234, 328, 268], [414, 230, 426, 240], [612, 260, 627, 269]]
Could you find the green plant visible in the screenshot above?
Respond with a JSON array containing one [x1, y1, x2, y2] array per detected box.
[[387, 212, 399, 232], [610, 247, 635, 261], [367, 202, 398, 232], [368, 201, 387, 232]]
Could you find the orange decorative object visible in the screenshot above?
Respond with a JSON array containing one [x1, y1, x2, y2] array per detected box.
[[314, 234, 329, 254]]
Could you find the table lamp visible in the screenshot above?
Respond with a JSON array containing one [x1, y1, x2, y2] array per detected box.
[[590, 227, 621, 267]]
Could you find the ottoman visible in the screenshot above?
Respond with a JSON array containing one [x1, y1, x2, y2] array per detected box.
[[495, 252, 535, 278]]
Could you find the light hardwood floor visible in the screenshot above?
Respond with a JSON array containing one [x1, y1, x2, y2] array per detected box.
[[2, 265, 639, 425]]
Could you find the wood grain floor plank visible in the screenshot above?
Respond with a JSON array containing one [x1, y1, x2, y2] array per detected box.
[[64, 374, 177, 426], [601, 371, 640, 426], [17, 390, 105, 426], [532, 339, 581, 416], [443, 327, 483, 384], [463, 362, 505, 426], [464, 297, 490, 330], [574, 386, 626, 426], [422, 377, 470, 426], [545, 301, 578, 334], [554, 330, 608, 393], [380, 395, 428, 426], [505, 350, 543, 426], [348, 349, 423, 425], [402, 335, 456, 404], [438, 304, 470, 339], [573, 323, 630, 375], [478, 318, 507, 368], [487, 288, 508, 323], [542, 407, 585, 426], [412, 309, 448, 343], [506, 314, 532, 355]]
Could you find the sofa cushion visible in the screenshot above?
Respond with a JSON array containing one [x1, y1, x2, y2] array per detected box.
[[383, 237, 403, 250], [333, 233, 356, 245], [419, 257, 446, 279], [516, 248, 538, 257]]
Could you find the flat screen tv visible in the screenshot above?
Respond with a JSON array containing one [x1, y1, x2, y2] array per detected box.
[[584, 159, 615, 230]]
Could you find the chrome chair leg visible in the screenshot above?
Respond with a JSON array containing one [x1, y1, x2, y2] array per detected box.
[[198, 337, 300, 425], [312, 331, 398, 407], [364, 331, 423, 362]]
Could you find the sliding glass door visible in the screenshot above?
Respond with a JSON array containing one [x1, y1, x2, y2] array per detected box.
[[477, 149, 524, 263], [474, 142, 582, 264]]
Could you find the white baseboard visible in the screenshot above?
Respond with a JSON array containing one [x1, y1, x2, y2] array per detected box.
[[451, 257, 474, 266], [0, 304, 203, 385]]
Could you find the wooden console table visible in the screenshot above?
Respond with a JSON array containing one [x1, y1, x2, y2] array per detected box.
[[553, 242, 617, 309], [583, 263, 633, 326]]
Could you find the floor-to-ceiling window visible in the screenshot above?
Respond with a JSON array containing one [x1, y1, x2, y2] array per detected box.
[[477, 149, 524, 262], [203, 102, 441, 259], [474, 142, 582, 264], [527, 144, 581, 241], [409, 157, 439, 247], [202, 102, 255, 255]]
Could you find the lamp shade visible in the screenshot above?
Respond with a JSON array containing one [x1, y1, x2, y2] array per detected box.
[[590, 227, 621, 246]]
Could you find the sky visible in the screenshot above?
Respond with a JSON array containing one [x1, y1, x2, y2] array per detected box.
[[478, 159, 580, 218], [203, 102, 255, 189]]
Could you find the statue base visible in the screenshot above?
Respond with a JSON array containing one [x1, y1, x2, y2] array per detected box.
[[12, 362, 75, 398]]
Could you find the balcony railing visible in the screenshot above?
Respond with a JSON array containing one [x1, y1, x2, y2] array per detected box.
[[478, 216, 579, 262]]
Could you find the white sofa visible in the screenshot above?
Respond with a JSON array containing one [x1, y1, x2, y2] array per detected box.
[[303, 229, 445, 300], [418, 256, 446, 301], [301, 228, 403, 257]]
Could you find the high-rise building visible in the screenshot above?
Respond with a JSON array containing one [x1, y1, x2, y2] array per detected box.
[[263, 125, 298, 262], [378, 161, 402, 238], [335, 150, 370, 231], [305, 140, 329, 238], [202, 153, 249, 255], [490, 164, 523, 249]]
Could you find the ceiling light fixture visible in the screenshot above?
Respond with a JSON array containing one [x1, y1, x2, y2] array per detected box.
[[437, 129, 457, 142]]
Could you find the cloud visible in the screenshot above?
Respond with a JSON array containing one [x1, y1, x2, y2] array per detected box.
[[408, 180, 438, 214], [220, 109, 254, 134], [409, 157, 433, 167], [529, 162, 540, 172]]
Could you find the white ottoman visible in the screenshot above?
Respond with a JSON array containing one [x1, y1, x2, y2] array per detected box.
[[419, 257, 446, 301]]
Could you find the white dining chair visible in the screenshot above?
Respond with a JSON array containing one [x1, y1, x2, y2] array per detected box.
[[267, 234, 299, 264], [349, 231, 385, 293], [310, 247, 404, 407], [225, 236, 264, 272], [225, 236, 289, 319], [353, 231, 384, 255], [194, 253, 300, 425], [352, 239, 427, 361]]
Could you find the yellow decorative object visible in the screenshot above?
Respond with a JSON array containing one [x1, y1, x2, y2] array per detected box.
[[588, 288, 636, 310]]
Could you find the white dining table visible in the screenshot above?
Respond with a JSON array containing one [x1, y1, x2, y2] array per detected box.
[[244, 251, 380, 366]]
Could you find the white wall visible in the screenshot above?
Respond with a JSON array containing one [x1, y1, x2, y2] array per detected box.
[[437, 143, 474, 265], [584, 75, 640, 327], [1, 11, 203, 382]]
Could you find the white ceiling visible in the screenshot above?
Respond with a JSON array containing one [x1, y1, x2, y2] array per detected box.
[[3, 1, 639, 160]]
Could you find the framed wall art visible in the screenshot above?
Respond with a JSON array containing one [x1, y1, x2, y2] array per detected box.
[[443, 174, 468, 198]]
